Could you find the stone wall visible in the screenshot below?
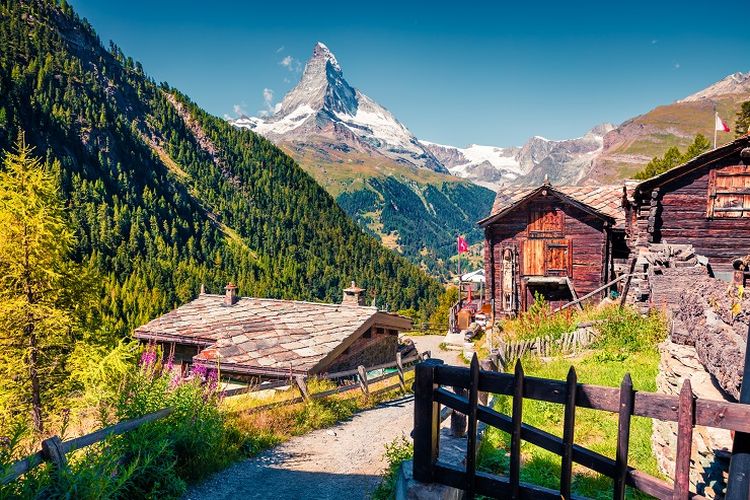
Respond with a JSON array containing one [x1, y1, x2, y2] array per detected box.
[[650, 265, 748, 399], [325, 330, 398, 373], [652, 340, 732, 498]]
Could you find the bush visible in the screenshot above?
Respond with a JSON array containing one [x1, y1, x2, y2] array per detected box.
[[0, 343, 252, 499], [371, 436, 413, 500]]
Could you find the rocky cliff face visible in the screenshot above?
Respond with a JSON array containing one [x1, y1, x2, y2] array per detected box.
[[421, 124, 614, 190]]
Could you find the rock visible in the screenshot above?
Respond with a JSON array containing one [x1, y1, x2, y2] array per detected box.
[[396, 460, 463, 500]]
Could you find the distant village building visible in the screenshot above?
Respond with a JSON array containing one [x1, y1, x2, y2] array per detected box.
[[479, 183, 629, 315], [134, 282, 412, 380], [480, 135, 750, 316]]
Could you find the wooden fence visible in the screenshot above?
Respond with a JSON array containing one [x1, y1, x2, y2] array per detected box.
[[413, 355, 750, 499], [494, 323, 599, 369], [1, 351, 427, 485]]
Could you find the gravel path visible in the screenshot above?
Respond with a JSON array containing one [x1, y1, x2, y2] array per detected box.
[[186, 336, 463, 500], [185, 395, 416, 500]]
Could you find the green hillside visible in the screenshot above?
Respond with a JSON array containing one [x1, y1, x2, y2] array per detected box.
[[0, 0, 442, 336], [279, 144, 495, 279], [589, 93, 750, 181]]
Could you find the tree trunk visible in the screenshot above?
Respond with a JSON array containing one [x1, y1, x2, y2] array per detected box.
[[27, 322, 43, 434], [24, 226, 43, 435]]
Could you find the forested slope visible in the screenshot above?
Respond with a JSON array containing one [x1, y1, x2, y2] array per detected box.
[[0, 0, 441, 336]]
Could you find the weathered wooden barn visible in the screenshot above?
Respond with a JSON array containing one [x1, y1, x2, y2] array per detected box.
[[134, 282, 412, 380], [479, 183, 629, 316], [631, 136, 750, 279]]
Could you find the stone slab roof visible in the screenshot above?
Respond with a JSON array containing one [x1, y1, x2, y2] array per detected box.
[[134, 294, 412, 376], [481, 184, 627, 228]]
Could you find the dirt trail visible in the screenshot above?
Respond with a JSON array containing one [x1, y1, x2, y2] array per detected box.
[[186, 336, 460, 500], [185, 395, 415, 500]]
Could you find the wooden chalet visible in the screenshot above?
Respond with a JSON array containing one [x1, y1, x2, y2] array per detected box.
[[631, 135, 750, 279], [479, 183, 630, 316], [133, 282, 412, 380]]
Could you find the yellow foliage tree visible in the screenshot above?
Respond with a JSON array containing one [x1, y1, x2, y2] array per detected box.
[[0, 135, 83, 434]]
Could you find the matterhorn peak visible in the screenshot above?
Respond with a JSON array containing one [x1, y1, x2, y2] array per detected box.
[[228, 42, 448, 173]]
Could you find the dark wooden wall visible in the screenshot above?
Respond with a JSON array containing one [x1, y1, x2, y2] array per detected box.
[[485, 195, 610, 317], [637, 158, 750, 276]]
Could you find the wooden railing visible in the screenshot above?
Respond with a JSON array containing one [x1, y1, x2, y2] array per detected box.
[[413, 355, 750, 499], [2, 351, 426, 485]]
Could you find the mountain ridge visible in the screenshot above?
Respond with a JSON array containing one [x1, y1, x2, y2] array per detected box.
[[0, 0, 441, 334], [229, 42, 494, 277]]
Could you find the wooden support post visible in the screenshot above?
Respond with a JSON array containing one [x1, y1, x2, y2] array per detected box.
[[450, 386, 467, 437], [41, 436, 67, 472], [726, 323, 750, 500], [413, 358, 444, 483], [478, 359, 493, 406], [560, 367, 577, 500], [396, 352, 406, 392], [510, 360, 524, 499], [357, 365, 369, 397], [614, 374, 634, 500], [295, 375, 310, 401], [673, 379, 695, 500], [465, 354, 480, 499]]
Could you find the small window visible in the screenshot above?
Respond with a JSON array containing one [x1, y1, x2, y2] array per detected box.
[[708, 165, 750, 218], [528, 205, 564, 237]]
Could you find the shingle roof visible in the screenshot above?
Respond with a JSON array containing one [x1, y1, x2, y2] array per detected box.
[[481, 184, 627, 228], [134, 294, 412, 376]]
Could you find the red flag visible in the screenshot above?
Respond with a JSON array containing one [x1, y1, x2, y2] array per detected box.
[[716, 113, 730, 133], [457, 235, 469, 254]]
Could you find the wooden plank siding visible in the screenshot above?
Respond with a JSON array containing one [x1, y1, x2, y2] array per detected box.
[[485, 193, 611, 316], [638, 159, 750, 275]]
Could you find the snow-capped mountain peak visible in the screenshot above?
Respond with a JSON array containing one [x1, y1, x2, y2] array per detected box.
[[229, 42, 447, 173], [677, 71, 750, 103]]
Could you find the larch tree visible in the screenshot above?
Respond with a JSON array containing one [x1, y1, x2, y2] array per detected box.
[[0, 134, 83, 434]]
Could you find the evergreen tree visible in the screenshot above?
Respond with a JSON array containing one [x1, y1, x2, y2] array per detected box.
[[634, 134, 711, 180], [0, 135, 89, 433], [736, 101, 750, 138]]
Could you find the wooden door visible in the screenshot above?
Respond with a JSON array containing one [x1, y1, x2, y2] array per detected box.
[[521, 240, 545, 276], [544, 240, 571, 277]]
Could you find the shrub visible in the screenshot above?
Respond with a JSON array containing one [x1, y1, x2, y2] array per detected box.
[[371, 436, 413, 500], [0, 343, 251, 499]]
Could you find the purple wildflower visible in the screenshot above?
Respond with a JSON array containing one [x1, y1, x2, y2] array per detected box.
[[139, 342, 158, 368], [191, 364, 208, 379], [206, 369, 218, 391]]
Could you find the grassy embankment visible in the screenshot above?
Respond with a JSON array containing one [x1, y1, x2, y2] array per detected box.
[[0, 346, 415, 500], [478, 304, 667, 499]]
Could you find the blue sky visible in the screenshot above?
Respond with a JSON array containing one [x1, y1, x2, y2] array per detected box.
[[70, 0, 750, 146]]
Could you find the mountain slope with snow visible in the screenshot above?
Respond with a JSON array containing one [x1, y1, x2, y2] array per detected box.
[[228, 42, 492, 278], [230, 42, 446, 173], [421, 124, 614, 189]]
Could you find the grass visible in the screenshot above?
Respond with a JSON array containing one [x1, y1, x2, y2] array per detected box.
[[225, 371, 416, 448], [478, 306, 667, 499], [371, 436, 414, 500]]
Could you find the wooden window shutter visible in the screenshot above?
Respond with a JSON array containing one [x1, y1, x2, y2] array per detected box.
[[708, 165, 750, 218]]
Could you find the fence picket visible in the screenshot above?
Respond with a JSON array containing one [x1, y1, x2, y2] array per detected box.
[[673, 379, 695, 500], [465, 355, 480, 498], [614, 374, 635, 500], [560, 367, 577, 499], [510, 360, 525, 499]]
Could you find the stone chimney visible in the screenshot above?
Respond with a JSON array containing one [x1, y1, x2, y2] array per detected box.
[[342, 281, 366, 306], [224, 283, 239, 306]]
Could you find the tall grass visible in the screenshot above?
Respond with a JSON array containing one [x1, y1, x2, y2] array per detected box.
[[0, 344, 254, 499], [479, 306, 667, 499]]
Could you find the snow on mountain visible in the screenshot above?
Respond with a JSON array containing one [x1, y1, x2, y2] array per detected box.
[[421, 124, 615, 190], [677, 71, 750, 103], [229, 42, 447, 173]]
